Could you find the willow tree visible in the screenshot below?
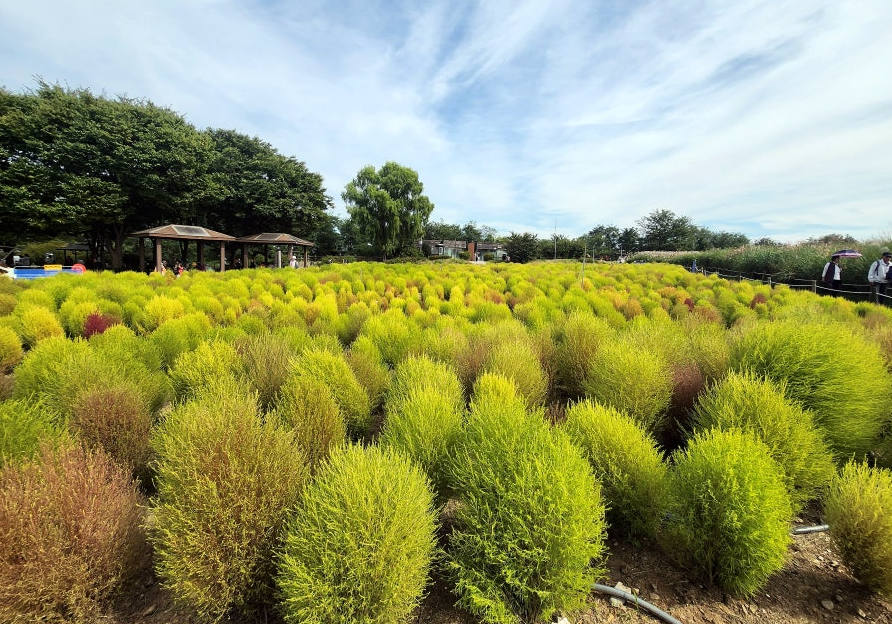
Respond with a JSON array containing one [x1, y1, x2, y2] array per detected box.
[[342, 162, 434, 260]]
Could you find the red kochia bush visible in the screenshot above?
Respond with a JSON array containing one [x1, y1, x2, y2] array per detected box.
[[0, 442, 147, 623]]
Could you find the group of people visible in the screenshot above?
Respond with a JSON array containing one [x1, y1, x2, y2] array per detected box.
[[821, 251, 892, 304]]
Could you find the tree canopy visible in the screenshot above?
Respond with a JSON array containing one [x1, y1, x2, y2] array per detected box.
[[0, 82, 332, 268], [342, 162, 434, 260]]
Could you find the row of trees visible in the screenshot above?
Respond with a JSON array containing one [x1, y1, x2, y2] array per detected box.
[[0, 83, 332, 269], [2, 83, 755, 267]]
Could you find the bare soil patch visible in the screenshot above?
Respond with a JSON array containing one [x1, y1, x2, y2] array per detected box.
[[108, 516, 892, 624]]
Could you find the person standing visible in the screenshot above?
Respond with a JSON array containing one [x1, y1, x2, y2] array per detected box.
[[822, 255, 842, 292], [868, 251, 892, 304]]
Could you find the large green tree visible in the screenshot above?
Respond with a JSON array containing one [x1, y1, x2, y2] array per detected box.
[[199, 129, 331, 238], [0, 83, 219, 268], [504, 232, 539, 263], [636, 209, 696, 251], [342, 162, 434, 260]]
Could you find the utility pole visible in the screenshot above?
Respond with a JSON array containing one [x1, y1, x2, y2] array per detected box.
[[553, 220, 557, 260]]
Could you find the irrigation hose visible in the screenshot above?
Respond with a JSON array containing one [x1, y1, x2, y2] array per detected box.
[[593, 524, 829, 624], [593, 583, 685, 624]]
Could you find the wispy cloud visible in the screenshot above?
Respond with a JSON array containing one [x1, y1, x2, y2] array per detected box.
[[2, 0, 891, 243]]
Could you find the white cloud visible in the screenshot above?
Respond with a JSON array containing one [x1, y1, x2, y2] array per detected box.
[[1, 0, 891, 243]]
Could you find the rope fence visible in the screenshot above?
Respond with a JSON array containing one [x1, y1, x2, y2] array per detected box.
[[698, 267, 884, 305]]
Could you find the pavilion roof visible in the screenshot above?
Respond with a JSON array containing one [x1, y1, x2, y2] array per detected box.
[[130, 224, 235, 241], [234, 233, 314, 246]]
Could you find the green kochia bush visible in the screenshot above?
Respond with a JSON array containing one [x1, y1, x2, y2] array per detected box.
[[692, 371, 835, 511], [149, 381, 309, 622], [276, 444, 437, 624], [380, 355, 465, 501], [168, 339, 240, 402], [581, 336, 673, 436], [663, 428, 792, 597], [273, 374, 346, 475], [0, 399, 66, 467], [0, 325, 23, 372], [445, 373, 607, 624], [825, 461, 892, 597], [731, 319, 892, 459], [563, 400, 669, 539], [296, 347, 371, 438]]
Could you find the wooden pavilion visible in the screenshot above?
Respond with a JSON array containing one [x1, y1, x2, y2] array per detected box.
[[233, 233, 314, 268], [130, 224, 235, 273]]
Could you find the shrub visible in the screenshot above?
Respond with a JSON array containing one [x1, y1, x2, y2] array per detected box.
[[16, 305, 65, 347], [168, 339, 240, 402], [273, 374, 346, 475], [445, 373, 607, 624], [663, 428, 792, 597], [359, 309, 423, 367], [0, 325, 23, 373], [296, 348, 371, 438], [482, 339, 549, 410], [235, 332, 298, 412], [148, 312, 213, 370], [553, 311, 613, 400], [581, 336, 673, 436], [731, 319, 891, 458], [692, 371, 835, 511], [149, 381, 308, 622], [380, 356, 465, 501], [13, 334, 168, 423], [276, 444, 437, 624], [69, 379, 153, 481], [0, 399, 66, 467], [563, 400, 670, 539], [0, 442, 146, 623], [345, 337, 392, 414], [825, 461, 892, 597]]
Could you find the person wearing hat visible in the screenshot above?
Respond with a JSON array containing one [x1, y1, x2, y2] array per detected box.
[[868, 251, 892, 304]]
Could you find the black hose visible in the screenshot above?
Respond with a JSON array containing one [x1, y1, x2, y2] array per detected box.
[[792, 524, 830, 535], [593, 583, 685, 624]]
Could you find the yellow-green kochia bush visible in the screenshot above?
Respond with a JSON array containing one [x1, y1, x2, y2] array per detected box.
[[273, 374, 345, 475], [553, 311, 613, 400], [0, 399, 66, 467], [168, 339, 240, 403], [296, 347, 371, 438], [663, 428, 792, 597], [148, 381, 309, 622], [563, 399, 670, 539], [692, 371, 835, 511], [234, 332, 299, 412], [482, 339, 549, 410], [825, 461, 892, 597], [581, 336, 673, 436], [731, 319, 892, 459], [445, 373, 607, 624], [380, 355, 465, 502], [0, 325, 23, 372], [276, 444, 437, 624]]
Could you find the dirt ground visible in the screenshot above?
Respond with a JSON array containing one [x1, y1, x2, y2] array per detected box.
[[108, 513, 892, 624]]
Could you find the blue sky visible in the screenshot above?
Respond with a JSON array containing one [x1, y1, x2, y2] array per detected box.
[[2, 0, 891, 243]]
